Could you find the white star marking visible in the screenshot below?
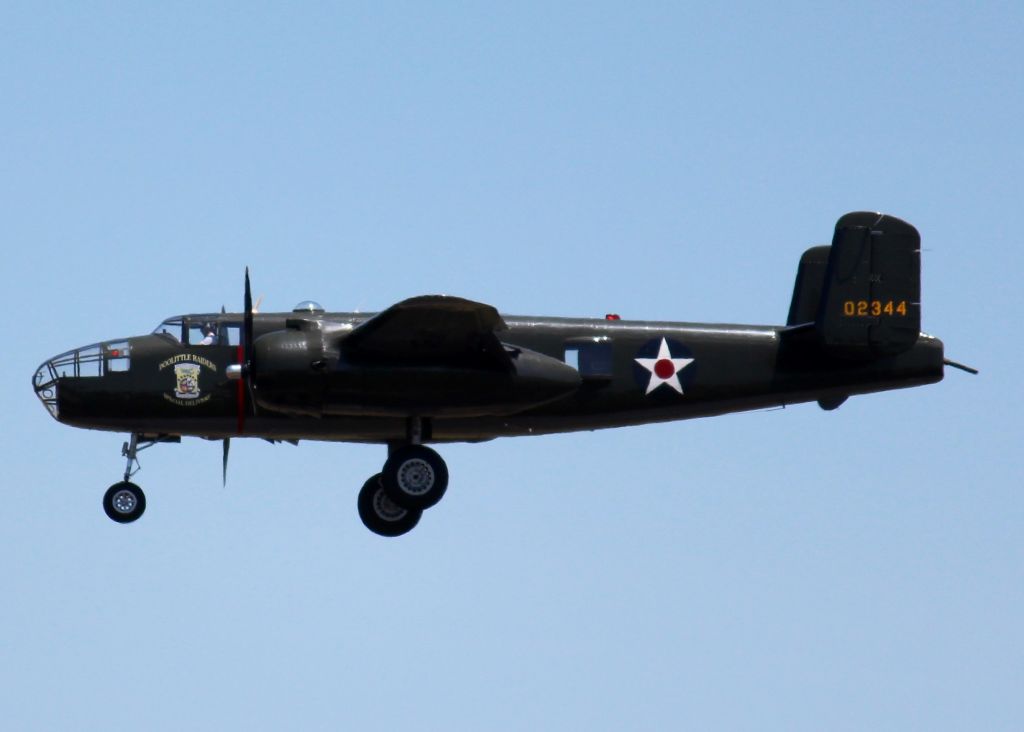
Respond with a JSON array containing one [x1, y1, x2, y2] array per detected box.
[[635, 337, 695, 395]]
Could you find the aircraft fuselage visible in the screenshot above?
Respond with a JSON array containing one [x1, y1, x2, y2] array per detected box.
[[37, 311, 945, 444]]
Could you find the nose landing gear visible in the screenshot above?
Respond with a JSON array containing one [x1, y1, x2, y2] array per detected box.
[[101, 433, 179, 524]]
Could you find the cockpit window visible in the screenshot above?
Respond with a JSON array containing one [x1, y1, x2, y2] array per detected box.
[[153, 317, 242, 346], [219, 324, 241, 346], [188, 321, 219, 346], [184, 319, 241, 346], [152, 318, 184, 341]]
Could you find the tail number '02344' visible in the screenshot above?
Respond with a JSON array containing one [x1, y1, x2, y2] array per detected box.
[[842, 300, 908, 317]]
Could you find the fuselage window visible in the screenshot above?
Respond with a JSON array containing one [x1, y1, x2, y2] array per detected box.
[[564, 338, 613, 379], [105, 341, 131, 372]]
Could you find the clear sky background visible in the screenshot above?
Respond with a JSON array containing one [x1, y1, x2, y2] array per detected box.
[[2, 2, 1021, 730]]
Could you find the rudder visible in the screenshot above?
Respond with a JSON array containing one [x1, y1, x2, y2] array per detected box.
[[787, 212, 921, 358]]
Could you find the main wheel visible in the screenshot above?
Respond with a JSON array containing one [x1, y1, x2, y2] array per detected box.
[[381, 445, 449, 510], [358, 474, 422, 537], [103, 481, 146, 523]]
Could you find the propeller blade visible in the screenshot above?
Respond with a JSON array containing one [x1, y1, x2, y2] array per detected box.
[[244, 267, 254, 368], [222, 438, 230, 486], [245, 380, 258, 416], [243, 268, 258, 417]]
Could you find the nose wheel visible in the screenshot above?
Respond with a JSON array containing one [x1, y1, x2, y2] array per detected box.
[[103, 481, 146, 523], [357, 443, 450, 537]]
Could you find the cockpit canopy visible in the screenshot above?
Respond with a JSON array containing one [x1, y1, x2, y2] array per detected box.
[[152, 317, 184, 340], [152, 316, 242, 347]]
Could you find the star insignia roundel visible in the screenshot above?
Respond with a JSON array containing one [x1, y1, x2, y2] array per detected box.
[[633, 337, 695, 395]]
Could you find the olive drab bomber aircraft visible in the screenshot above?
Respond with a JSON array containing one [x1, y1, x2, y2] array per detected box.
[[33, 212, 976, 537]]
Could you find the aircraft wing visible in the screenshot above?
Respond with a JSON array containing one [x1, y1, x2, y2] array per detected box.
[[342, 295, 513, 370]]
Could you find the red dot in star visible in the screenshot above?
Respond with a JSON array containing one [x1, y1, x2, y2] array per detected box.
[[654, 358, 675, 379]]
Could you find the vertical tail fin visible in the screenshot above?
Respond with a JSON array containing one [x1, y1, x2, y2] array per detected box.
[[787, 245, 831, 326], [787, 212, 921, 358]]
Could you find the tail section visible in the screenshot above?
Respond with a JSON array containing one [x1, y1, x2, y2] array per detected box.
[[788, 212, 921, 358]]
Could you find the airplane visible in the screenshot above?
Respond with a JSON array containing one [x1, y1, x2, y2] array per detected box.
[[32, 212, 975, 537]]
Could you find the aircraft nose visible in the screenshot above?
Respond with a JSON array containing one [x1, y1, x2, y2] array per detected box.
[[32, 343, 107, 420], [32, 358, 61, 419], [33, 340, 133, 422]]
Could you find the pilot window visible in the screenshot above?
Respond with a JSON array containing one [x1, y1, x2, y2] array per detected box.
[[564, 338, 613, 379], [186, 321, 241, 347]]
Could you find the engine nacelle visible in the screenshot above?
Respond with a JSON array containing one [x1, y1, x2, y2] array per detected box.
[[252, 328, 581, 418]]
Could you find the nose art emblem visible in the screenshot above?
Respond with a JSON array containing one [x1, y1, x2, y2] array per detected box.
[[159, 354, 218, 406]]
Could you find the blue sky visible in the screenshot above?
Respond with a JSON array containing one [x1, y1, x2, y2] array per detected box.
[[2, 2, 1021, 729]]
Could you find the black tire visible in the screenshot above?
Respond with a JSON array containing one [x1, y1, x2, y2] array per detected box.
[[357, 474, 422, 537], [103, 481, 146, 523], [381, 445, 449, 510]]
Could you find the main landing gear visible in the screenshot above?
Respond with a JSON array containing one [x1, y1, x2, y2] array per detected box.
[[99, 427, 447, 537], [357, 421, 450, 537]]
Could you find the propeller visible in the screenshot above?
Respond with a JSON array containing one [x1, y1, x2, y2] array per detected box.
[[241, 267, 258, 420], [223, 268, 259, 484]]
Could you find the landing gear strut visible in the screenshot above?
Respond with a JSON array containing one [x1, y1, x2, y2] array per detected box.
[[357, 418, 449, 537]]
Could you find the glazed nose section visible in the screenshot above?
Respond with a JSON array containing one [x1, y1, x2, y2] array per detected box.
[[32, 356, 63, 419], [32, 341, 131, 421]]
